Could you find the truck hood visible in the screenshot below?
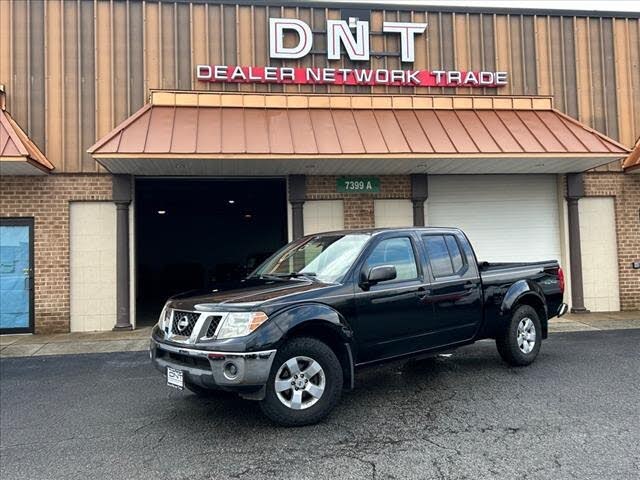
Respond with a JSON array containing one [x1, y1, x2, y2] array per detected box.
[[166, 277, 331, 311]]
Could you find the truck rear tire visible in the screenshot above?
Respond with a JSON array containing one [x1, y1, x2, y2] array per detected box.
[[260, 337, 343, 427], [496, 305, 542, 366]]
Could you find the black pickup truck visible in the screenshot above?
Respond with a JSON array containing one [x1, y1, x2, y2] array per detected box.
[[151, 227, 567, 426]]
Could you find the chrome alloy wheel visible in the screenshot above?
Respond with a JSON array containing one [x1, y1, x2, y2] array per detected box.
[[517, 317, 537, 354], [274, 356, 326, 410]]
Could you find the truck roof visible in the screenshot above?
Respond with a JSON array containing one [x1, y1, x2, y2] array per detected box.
[[303, 226, 464, 237]]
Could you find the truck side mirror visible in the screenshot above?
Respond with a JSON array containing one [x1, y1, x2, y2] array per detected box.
[[364, 265, 397, 287]]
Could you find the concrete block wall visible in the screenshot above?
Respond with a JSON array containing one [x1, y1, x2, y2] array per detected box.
[[579, 197, 620, 312], [69, 202, 117, 332]]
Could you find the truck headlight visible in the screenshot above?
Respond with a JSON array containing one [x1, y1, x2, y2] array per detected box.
[[216, 312, 269, 339], [157, 305, 171, 331]]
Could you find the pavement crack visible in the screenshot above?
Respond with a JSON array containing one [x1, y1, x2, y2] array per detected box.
[[133, 419, 157, 434], [421, 437, 462, 456]]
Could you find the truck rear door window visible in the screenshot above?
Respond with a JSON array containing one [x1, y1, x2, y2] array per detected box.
[[423, 236, 454, 277], [423, 234, 467, 278], [445, 235, 464, 272]]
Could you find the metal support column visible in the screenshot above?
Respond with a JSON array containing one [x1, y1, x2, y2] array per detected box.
[[566, 173, 589, 313], [113, 175, 133, 330], [411, 174, 428, 227], [289, 175, 306, 240]]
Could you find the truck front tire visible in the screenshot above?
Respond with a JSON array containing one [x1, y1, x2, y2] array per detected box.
[[496, 305, 542, 366], [260, 337, 343, 427]]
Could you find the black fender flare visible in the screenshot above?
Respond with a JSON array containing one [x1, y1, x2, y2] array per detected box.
[[500, 279, 548, 326], [270, 303, 356, 389], [271, 303, 353, 341]]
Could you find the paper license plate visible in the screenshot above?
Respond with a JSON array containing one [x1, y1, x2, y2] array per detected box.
[[167, 367, 184, 390]]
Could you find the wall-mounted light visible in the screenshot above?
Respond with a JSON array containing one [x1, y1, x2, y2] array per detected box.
[[157, 210, 166, 215], [244, 214, 252, 219], [228, 200, 235, 204]]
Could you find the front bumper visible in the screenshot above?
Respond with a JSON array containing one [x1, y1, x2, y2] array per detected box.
[[150, 338, 276, 396]]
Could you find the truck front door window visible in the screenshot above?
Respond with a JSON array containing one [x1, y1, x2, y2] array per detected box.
[[365, 237, 418, 282]]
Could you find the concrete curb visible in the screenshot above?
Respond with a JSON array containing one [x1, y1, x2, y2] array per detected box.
[[0, 339, 150, 358], [0, 327, 153, 358]]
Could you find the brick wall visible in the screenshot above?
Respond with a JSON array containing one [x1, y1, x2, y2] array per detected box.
[[305, 175, 411, 228], [0, 174, 113, 333], [342, 198, 375, 229], [584, 173, 640, 310]]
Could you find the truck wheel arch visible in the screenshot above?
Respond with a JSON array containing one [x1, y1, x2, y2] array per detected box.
[[271, 304, 356, 390], [501, 281, 549, 339]]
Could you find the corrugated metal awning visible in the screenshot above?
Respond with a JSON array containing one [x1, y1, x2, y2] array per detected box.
[[0, 101, 54, 175], [623, 137, 640, 174], [88, 92, 629, 176]]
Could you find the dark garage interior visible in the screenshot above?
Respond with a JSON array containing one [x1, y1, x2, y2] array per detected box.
[[135, 178, 288, 326]]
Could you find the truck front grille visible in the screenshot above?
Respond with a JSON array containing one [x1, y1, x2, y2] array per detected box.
[[171, 311, 200, 337], [205, 315, 223, 338]]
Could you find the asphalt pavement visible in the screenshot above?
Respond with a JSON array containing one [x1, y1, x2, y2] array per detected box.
[[1, 329, 639, 480]]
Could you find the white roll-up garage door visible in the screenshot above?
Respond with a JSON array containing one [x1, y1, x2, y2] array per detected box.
[[427, 175, 561, 263]]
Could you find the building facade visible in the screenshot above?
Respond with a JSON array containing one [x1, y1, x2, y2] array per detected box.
[[0, 0, 638, 334]]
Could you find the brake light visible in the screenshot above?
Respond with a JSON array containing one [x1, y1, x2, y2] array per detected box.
[[557, 267, 565, 294]]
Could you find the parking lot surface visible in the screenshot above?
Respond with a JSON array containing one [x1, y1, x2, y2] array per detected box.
[[1, 329, 639, 480]]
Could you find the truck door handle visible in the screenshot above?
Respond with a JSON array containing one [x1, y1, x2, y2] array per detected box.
[[416, 286, 431, 298], [463, 282, 476, 290]]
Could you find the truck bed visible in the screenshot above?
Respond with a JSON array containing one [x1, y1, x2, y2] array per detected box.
[[476, 259, 563, 340], [478, 260, 559, 275]]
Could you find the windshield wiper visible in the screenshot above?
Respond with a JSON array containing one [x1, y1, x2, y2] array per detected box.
[[258, 272, 318, 281], [288, 271, 317, 280], [252, 273, 282, 280]]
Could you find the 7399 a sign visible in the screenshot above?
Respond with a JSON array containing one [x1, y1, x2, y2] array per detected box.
[[337, 177, 380, 193]]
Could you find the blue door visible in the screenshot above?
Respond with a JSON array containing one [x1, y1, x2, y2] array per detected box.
[[0, 219, 34, 333]]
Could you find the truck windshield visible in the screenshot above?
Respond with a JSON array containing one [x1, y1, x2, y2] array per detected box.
[[251, 234, 370, 284]]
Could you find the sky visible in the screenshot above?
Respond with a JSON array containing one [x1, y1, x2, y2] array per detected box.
[[326, 0, 640, 12]]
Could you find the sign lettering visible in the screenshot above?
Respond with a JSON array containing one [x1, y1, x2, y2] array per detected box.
[[337, 177, 380, 194], [197, 65, 508, 88], [195, 17, 509, 88], [326, 20, 370, 61], [382, 22, 428, 62], [269, 18, 313, 59]]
